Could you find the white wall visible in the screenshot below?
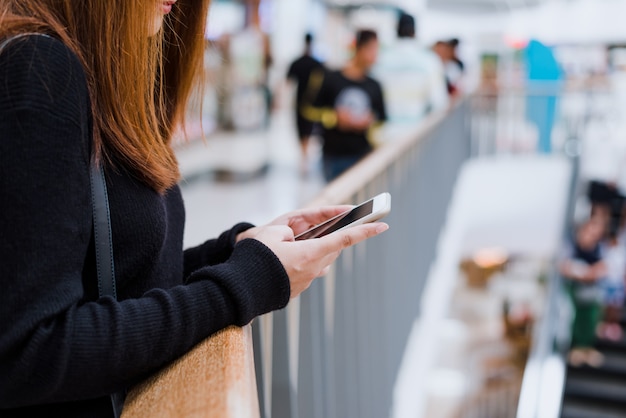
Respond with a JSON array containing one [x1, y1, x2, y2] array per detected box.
[[419, 0, 626, 48], [507, 0, 626, 45], [411, 0, 626, 91]]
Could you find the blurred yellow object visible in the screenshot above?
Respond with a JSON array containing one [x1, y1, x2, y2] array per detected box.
[[460, 248, 508, 288], [473, 247, 509, 269]]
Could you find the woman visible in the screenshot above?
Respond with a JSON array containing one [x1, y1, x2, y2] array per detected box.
[[0, 1, 388, 416]]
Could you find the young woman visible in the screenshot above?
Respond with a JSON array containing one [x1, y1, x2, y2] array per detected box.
[[0, 1, 388, 416]]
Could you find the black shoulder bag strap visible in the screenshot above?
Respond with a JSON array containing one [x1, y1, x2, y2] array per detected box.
[[0, 36, 118, 303], [2, 33, 125, 417], [90, 165, 117, 299], [90, 165, 126, 417]]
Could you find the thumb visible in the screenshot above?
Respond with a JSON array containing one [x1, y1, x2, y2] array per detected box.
[[272, 225, 296, 242]]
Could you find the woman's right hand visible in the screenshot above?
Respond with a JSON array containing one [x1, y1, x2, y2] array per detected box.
[[246, 222, 388, 299]]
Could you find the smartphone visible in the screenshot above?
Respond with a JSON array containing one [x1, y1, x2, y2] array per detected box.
[[295, 193, 391, 240]]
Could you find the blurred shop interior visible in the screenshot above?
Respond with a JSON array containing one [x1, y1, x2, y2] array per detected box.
[[183, 0, 626, 141], [171, 1, 626, 417]]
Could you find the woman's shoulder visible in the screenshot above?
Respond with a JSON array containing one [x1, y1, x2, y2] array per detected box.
[[0, 34, 88, 112], [1, 33, 82, 68]]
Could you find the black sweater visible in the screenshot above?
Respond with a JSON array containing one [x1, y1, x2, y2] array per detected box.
[[0, 35, 290, 416]]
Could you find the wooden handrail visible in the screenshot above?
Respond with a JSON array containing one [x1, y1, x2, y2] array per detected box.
[[122, 325, 259, 418]]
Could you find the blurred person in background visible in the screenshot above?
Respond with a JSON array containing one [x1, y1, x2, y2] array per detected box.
[[0, 1, 389, 416], [286, 33, 324, 175], [261, 30, 273, 127], [433, 40, 461, 98], [373, 12, 448, 124], [588, 180, 625, 241], [304, 29, 387, 182], [585, 180, 626, 341], [597, 231, 626, 341], [445, 38, 465, 96], [560, 218, 607, 367], [524, 39, 563, 154], [448, 38, 464, 72], [224, 21, 273, 130]]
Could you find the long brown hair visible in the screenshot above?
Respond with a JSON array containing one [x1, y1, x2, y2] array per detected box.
[[0, 0, 211, 193]]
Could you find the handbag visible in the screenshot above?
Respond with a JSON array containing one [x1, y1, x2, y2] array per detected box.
[[1, 33, 124, 418]]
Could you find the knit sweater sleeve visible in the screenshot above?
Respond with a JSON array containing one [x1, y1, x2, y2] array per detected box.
[[0, 36, 290, 409], [183, 222, 255, 277]]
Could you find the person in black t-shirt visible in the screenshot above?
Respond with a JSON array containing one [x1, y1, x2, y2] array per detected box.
[[304, 29, 387, 182], [286, 33, 324, 172]]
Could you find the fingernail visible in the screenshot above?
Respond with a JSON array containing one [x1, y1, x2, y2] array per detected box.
[[376, 223, 389, 233]]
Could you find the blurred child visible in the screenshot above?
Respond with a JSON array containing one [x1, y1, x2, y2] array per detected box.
[[598, 234, 626, 341], [560, 218, 607, 366]]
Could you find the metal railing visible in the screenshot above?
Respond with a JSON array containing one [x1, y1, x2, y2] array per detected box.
[[469, 83, 613, 158], [252, 101, 472, 418]]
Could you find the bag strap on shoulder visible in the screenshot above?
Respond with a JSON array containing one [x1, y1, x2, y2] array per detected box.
[[2, 33, 122, 416], [90, 165, 117, 299]]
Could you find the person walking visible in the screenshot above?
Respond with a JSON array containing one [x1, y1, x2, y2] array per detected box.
[[286, 33, 324, 174], [304, 29, 387, 182], [373, 13, 448, 123]]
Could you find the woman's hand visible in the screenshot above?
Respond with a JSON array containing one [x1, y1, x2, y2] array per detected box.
[[237, 207, 389, 299], [237, 206, 353, 241]]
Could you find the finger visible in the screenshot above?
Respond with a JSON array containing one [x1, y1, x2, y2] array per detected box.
[[314, 222, 389, 254], [288, 206, 354, 233], [270, 206, 351, 228], [298, 205, 353, 223]]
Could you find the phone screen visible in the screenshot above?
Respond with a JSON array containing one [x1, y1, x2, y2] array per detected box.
[[295, 200, 374, 240]]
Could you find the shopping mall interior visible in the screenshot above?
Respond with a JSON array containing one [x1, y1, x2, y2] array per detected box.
[[125, 0, 626, 417]]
